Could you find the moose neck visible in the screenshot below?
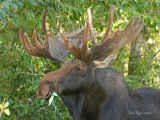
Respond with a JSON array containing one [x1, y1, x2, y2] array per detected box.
[[79, 67, 136, 120], [94, 67, 145, 119], [46, 65, 141, 120]]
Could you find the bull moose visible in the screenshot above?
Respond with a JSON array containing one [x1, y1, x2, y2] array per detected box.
[[19, 5, 160, 120]]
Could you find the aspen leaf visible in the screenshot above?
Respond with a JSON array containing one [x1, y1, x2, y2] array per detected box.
[[4, 109, 10, 116]]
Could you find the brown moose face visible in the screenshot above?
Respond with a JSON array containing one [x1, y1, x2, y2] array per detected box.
[[36, 59, 90, 99]]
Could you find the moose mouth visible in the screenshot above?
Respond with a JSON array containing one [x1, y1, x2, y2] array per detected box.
[[45, 95, 51, 100], [45, 87, 53, 100], [36, 87, 53, 100]]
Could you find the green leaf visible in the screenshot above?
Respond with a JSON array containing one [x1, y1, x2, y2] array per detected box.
[[12, 4, 18, 9], [28, 0, 37, 6], [4, 109, 10, 116], [17, 1, 24, 6], [0, 10, 5, 18], [156, 22, 160, 29], [38, 0, 43, 4], [48, 92, 58, 106], [48, 95, 54, 106], [53, 92, 58, 97], [0, 104, 3, 109], [4, 102, 9, 108], [49, 63, 56, 69]]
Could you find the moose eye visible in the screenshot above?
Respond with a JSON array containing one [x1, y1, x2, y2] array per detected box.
[[74, 66, 80, 72]]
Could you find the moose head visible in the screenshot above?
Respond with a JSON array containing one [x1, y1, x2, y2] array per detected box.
[[20, 5, 143, 97], [19, 5, 160, 120]]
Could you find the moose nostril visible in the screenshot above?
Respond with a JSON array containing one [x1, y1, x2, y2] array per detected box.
[[36, 95, 41, 99]]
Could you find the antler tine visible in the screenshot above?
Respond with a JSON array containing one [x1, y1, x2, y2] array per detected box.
[[125, 18, 144, 44], [113, 17, 143, 50], [35, 8, 49, 46], [81, 21, 88, 52], [24, 32, 36, 51], [62, 33, 70, 50], [44, 32, 50, 47], [24, 32, 39, 55], [123, 17, 134, 33], [33, 30, 42, 48], [62, 21, 89, 62], [42, 8, 49, 35], [133, 16, 140, 27], [112, 17, 134, 39], [36, 33, 44, 45], [19, 29, 32, 54], [87, 8, 95, 48], [103, 5, 114, 42], [91, 17, 144, 61]]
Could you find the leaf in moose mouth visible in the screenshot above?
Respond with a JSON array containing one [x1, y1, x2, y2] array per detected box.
[[48, 92, 58, 106]]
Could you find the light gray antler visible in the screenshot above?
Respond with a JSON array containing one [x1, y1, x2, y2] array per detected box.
[[20, 8, 95, 62]]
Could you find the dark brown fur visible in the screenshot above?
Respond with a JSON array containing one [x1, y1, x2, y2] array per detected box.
[[36, 60, 160, 120]]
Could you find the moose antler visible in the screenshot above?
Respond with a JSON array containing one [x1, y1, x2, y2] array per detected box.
[[19, 8, 55, 60], [19, 29, 52, 59], [20, 8, 95, 62], [62, 21, 89, 62], [62, 5, 144, 64]]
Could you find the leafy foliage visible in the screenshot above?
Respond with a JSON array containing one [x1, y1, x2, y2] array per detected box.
[[0, 99, 10, 117], [0, 0, 160, 119]]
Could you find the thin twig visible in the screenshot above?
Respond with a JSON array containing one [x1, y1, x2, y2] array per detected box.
[[17, 72, 43, 76], [36, 106, 49, 113]]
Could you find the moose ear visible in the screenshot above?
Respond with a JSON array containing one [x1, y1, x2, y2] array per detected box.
[[92, 53, 118, 68]]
